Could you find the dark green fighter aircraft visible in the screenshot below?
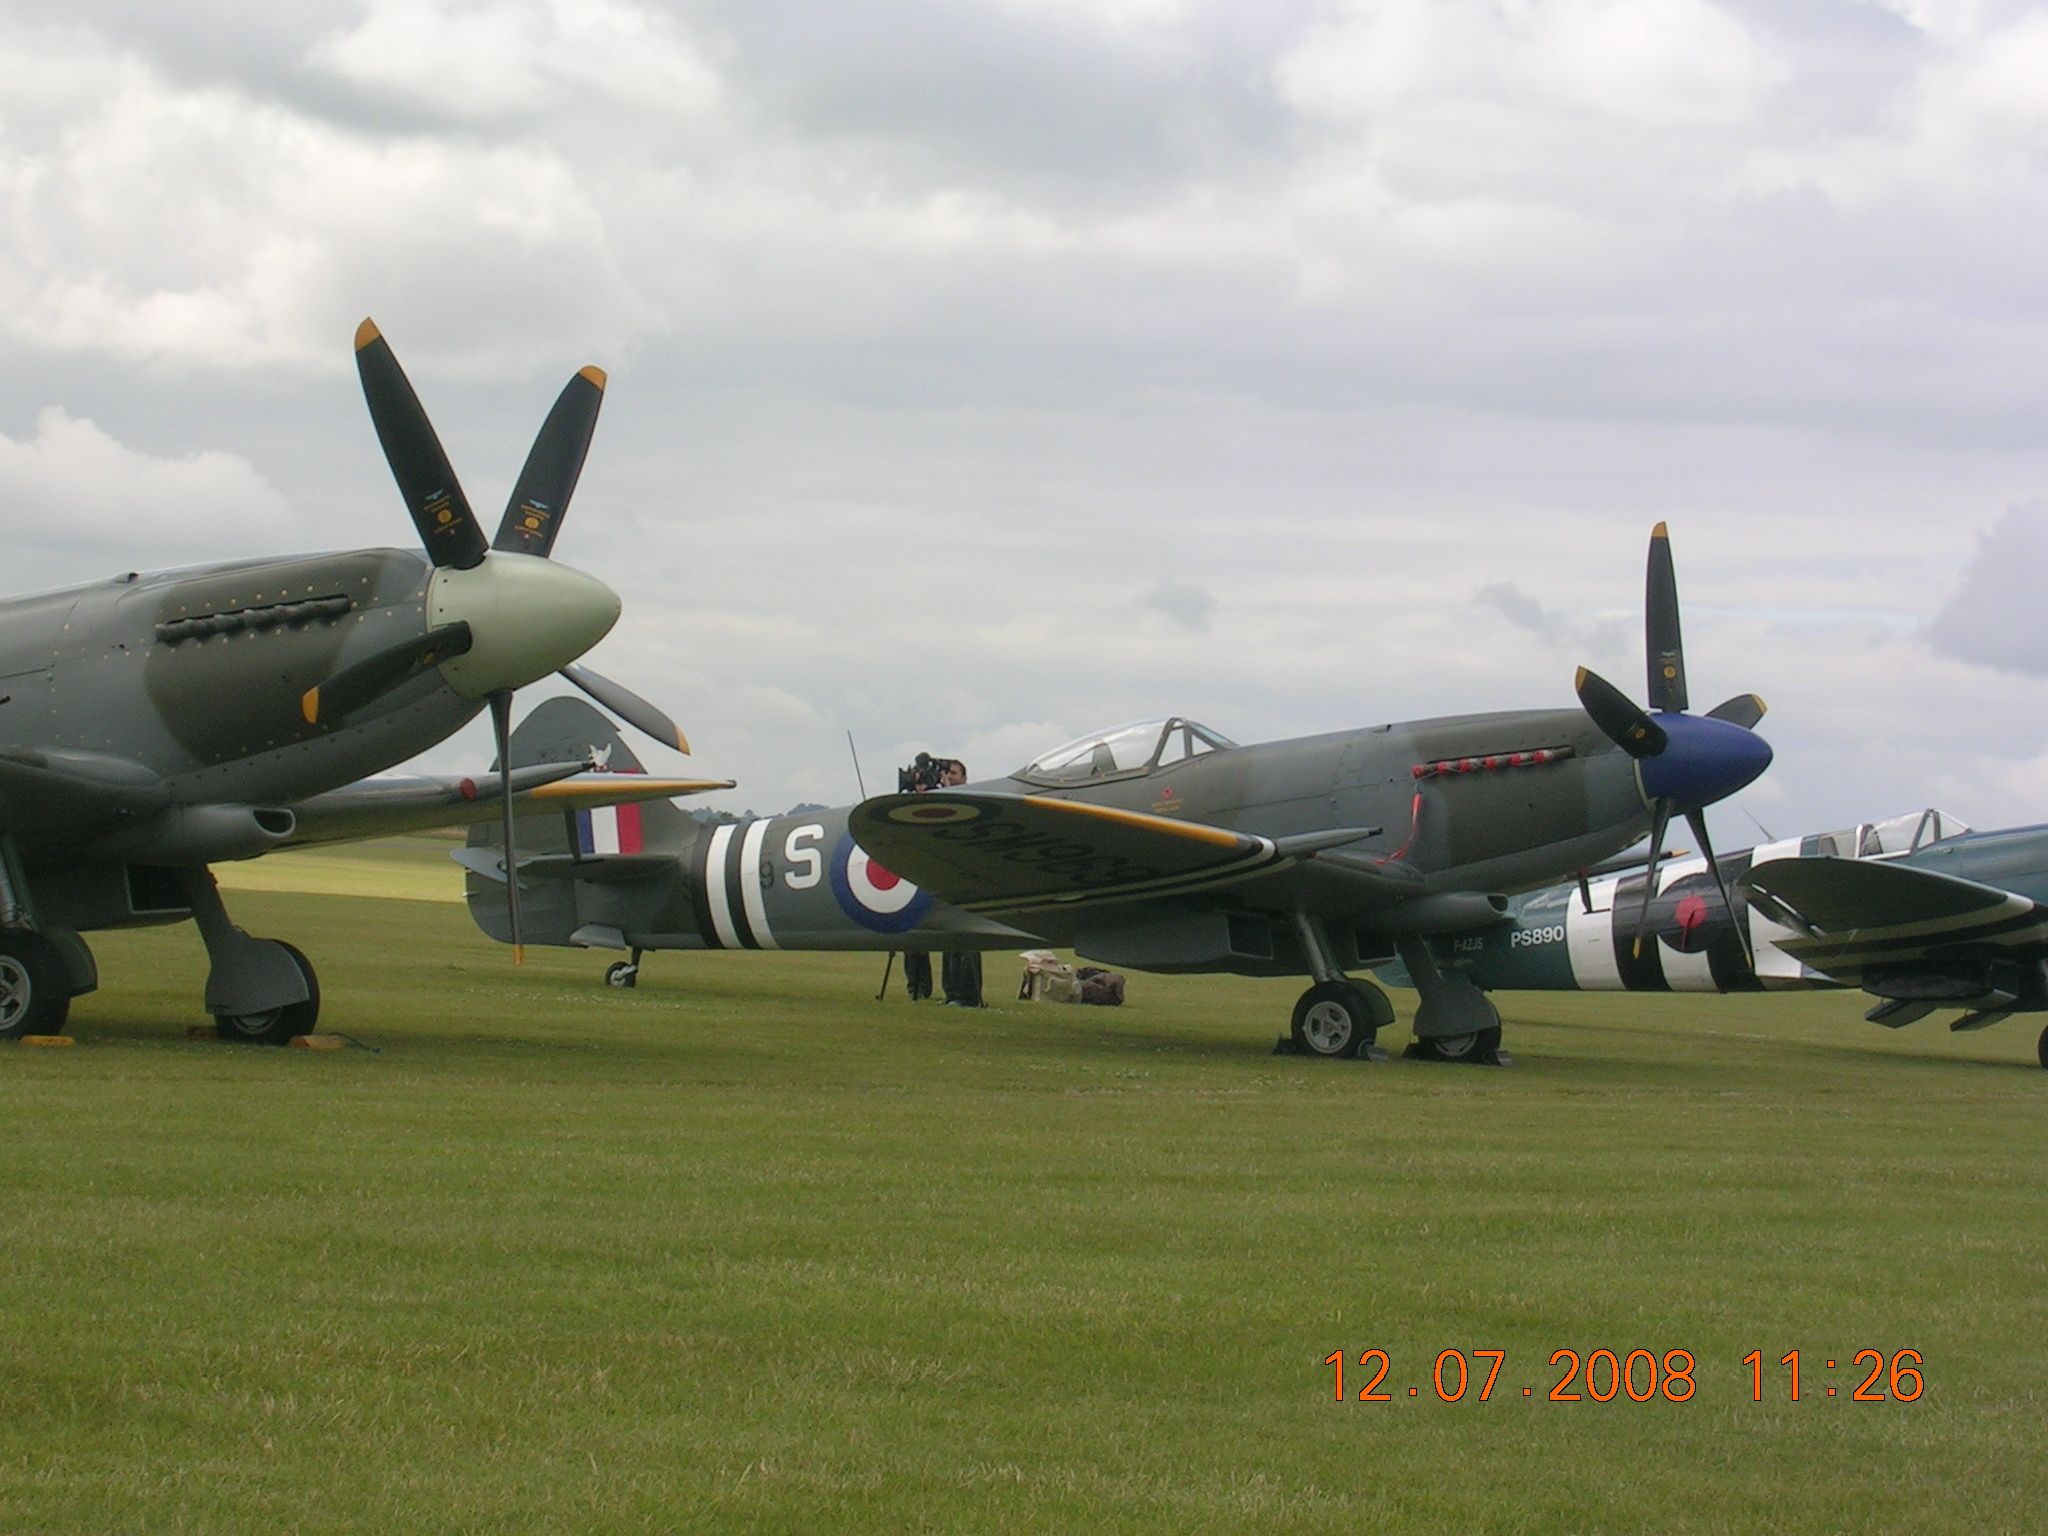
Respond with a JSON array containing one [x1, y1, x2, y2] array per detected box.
[[467, 527, 1773, 1065], [0, 320, 707, 1043], [1378, 807, 2048, 1070]]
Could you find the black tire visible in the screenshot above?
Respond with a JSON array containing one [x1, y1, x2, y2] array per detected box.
[[605, 961, 639, 989], [2038, 1024, 2047, 1072], [215, 942, 319, 1045], [1413, 1024, 1504, 1064], [1290, 980, 1375, 1060], [0, 930, 70, 1040]]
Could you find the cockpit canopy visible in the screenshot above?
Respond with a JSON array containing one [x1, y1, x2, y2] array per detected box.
[[1018, 717, 1237, 784], [1810, 808, 1972, 860]]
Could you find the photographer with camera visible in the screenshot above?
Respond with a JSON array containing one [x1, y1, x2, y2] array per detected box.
[[895, 753, 982, 1007]]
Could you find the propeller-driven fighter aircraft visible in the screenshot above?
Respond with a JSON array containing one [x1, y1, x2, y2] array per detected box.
[[1383, 807, 2048, 1069], [467, 527, 1773, 1065], [0, 321, 711, 1043]]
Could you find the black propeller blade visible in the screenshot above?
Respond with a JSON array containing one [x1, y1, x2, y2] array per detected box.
[[489, 690, 524, 965], [1575, 667, 1667, 758], [495, 366, 607, 557], [354, 320, 490, 570], [1684, 807, 1755, 970], [1706, 693, 1767, 730], [1645, 521, 1688, 713], [560, 664, 691, 754], [1630, 798, 1673, 960], [301, 623, 474, 726]]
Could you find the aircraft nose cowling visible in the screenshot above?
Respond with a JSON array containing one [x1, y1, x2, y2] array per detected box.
[[1637, 712, 1773, 812], [426, 554, 621, 699]]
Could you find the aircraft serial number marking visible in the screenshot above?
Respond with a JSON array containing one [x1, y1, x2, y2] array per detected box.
[[1509, 925, 1566, 948]]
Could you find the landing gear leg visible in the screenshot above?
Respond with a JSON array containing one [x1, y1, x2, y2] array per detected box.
[[178, 867, 318, 1045], [606, 948, 644, 989], [1391, 935, 1508, 1065], [1286, 914, 1393, 1060]]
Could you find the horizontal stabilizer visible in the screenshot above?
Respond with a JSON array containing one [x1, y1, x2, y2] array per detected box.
[[290, 767, 727, 849]]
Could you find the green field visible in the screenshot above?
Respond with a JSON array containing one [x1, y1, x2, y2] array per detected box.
[[4, 838, 2044, 1533]]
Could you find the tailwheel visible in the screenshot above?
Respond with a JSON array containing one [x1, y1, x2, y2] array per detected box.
[[1290, 980, 1378, 1060], [0, 931, 70, 1040], [215, 942, 320, 1045], [605, 961, 639, 989], [1408, 1025, 1505, 1065]]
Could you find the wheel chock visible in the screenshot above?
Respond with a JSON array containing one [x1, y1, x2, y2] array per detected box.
[[188, 1025, 221, 1041], [19, 1034, 74, 1048], [288, 1033, 345, 1051]]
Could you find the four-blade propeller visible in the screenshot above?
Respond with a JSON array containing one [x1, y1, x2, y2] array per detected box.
[[1575, 524, 1773, 962], [306, 319, 694, 961]]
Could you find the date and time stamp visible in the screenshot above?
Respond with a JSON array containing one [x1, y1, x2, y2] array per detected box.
[[1324, 1348, 1926, 1404]]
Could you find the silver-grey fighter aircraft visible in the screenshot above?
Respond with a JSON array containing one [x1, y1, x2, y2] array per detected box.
[[466, 527, 1774, 1066], [1382, 807, 2048, 1069], [0, 320, 702, 1043]]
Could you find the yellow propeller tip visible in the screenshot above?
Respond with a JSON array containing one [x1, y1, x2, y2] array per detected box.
[[1651, 520, 1669, 539], [673, 730, 691, 755], [354, 318, 381, 350], [513, 945, 526, 966], [578, 365, 607, 389], [1750, 694, 1768, 720], [300, 688, 320, 724], [1574, 666, 1589, 689]]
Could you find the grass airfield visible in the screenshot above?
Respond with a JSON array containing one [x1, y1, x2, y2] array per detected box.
[[4, 838, 2044, 1533]]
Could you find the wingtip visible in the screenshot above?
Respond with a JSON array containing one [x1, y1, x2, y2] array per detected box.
[[354, 318, 381, 351], [578, 365, 607, 389]]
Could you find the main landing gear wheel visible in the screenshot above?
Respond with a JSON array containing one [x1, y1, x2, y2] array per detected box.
[[0, 931, 70, 1040], [2038, 1024, 2047, 1072], [1408, 1025, 1505, 1065], [605, 961, 639, 989], [215, 942, 320, 1046], [1290, 980, 1377, 1060]]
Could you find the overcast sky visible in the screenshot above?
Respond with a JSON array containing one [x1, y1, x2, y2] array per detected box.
[[6, 0, 2048, 847]]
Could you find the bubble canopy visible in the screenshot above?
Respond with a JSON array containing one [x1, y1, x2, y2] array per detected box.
[[1018, 717, 1237, 783]]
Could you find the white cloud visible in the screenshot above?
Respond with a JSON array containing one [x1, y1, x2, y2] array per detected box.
[[0, 407, 300, 563]]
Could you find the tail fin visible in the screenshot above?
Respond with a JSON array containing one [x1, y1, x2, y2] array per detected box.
[[465, 696, 694, 948]]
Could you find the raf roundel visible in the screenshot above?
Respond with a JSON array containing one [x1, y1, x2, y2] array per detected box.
[[886, 799, 982, 826], [829, 834, 935, 934]]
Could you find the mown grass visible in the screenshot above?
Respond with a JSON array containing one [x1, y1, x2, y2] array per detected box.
[[2, 839, 2043, 1533]]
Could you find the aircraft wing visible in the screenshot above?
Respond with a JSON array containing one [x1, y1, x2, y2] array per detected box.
[[1738, 856, 2048, 977], [283, 767, 733, 849], [0, 747, 169, 846], [848, 791, 1294, 912]]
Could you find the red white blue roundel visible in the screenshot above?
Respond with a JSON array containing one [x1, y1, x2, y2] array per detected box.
[[830, 834, 934, 934]]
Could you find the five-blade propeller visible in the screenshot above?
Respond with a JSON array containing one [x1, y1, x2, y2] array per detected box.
[[1575, 524, 1772, 964]]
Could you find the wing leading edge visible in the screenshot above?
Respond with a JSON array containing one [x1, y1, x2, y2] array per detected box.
[[848, 791, 1291, 913]]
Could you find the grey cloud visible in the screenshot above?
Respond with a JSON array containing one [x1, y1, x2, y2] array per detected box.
[[1144, 576, 1216, 632], [1929, 500, 2048, 676]]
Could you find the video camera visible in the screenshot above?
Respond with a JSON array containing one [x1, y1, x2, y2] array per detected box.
[[898, 752, 963, 793]]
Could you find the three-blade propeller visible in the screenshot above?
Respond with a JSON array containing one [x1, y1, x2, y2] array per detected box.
[[1574, 524, 1772, 964], [308, 319, 693, 962]]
